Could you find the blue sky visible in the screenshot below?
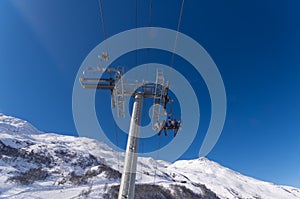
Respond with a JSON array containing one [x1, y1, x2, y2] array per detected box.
[[1, 0, 300, 188]]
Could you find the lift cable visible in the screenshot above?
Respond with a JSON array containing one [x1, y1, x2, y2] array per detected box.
[[98, 0, 107, 40], [135, 0, 138, 67], [98, 0, 121, 171], [170, 0, 185, 68], [146, 0, 153, 81], [148, 0, 152, 26], [145, 0, 160, 185], [153, 0, 185, 184], [98, 0, 110, 61]]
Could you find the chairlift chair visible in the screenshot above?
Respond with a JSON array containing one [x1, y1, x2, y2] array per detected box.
[[157, 96, 182, 137], [79, 67, 123, 92]]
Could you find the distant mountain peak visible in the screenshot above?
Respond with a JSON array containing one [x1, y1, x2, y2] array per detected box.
[[0, 113, 41, 135]]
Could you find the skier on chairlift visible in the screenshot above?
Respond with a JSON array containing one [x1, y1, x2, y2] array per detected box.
[[170, 118, 181, 137], [170, 118, 176, 128], [167, 116, 172, 126], [173, 119, 181, 137], [158, 116, 181, 137]]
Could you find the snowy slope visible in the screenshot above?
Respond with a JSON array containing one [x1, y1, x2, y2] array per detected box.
[[0, 113, 299, 199], [168, 158, 300, 199]]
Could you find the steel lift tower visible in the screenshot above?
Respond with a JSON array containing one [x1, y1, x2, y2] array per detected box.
[[80, 60, 170, 199]]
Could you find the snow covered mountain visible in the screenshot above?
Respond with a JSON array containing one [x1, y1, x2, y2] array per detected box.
[[1, 113, 300, 199]]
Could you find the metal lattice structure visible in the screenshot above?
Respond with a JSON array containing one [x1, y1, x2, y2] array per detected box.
[[80, 66, 169, 123], [152, 68, 169, 130]]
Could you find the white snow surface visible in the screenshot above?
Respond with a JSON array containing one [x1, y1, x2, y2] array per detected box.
[[0, 113, 300, 199]]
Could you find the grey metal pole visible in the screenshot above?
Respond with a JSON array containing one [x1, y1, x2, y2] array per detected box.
[[118, 93, 143, 199]]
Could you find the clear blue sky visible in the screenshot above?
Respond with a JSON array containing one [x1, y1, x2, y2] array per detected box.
[[1, 0, 300, 188]]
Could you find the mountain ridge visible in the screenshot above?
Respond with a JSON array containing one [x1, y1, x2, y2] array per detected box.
[[0, 113, 299, 198]]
